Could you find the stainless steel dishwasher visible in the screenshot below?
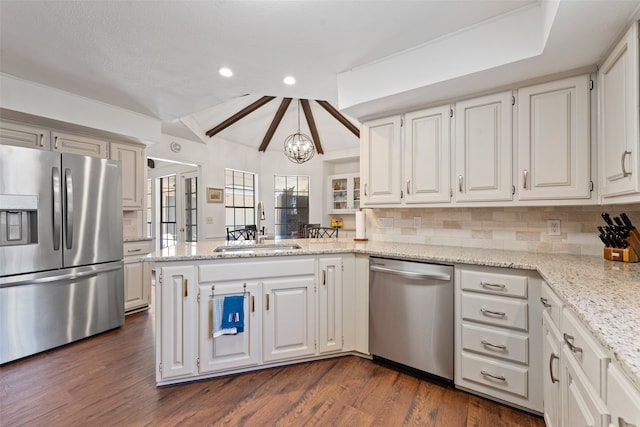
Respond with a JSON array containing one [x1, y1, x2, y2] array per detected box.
[[369, 257, 454, 382]]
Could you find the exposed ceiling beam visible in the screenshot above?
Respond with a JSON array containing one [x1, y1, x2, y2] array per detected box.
[[316, 100, 360, 138], [259, 97, 292, 152], [206, 96, 276, 137], [300, 99, 324, 155]]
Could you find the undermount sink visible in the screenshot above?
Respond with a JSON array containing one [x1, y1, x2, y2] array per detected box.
[[213, 243, 303, 253]]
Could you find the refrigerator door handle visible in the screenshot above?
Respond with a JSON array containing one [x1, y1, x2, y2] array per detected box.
[[64, 168, 73, 250], [52, 166, 61, 251]]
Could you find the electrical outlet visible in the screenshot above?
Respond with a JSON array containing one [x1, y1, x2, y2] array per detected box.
[[547, 220, 561, 236], [413, 216, 421, 228]]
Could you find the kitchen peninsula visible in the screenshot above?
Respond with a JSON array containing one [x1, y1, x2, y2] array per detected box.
[[146, 238, 640, 421]]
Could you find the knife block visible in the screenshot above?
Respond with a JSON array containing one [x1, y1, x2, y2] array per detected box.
[[603, 228, 640, 262], [604, 247, 640, 262]]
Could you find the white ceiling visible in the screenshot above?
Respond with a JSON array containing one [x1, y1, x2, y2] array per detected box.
[[1, 0, 639, 153]]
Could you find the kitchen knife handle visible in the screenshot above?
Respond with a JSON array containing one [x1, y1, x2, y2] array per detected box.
[[602, 212, 614, 226], [64, 168, 73, 250], [523, 170, 529, 189], [458, 175, 463, 193], [622, 150, 632, 177], [52, 167, 61, 251], [621, 213, 634, 229]]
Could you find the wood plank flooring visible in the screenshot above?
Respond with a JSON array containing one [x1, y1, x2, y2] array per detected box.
[[0, 310, 545, 427]]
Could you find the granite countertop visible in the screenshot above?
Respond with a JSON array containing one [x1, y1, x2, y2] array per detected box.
[[145, 238, 640, 390]]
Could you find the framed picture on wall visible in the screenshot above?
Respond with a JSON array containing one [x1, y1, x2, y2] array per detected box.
[[206, 187, 223, 203]]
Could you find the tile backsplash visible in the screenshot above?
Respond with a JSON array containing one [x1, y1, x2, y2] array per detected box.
[[365, 204, 640, 257]]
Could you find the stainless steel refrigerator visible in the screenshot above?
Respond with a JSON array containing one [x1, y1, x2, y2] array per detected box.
[[0, 145, 124, 364]]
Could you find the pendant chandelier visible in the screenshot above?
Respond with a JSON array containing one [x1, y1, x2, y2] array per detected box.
[[283, 99, 315, 164]]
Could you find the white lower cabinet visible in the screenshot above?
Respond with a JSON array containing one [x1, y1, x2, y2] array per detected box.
[[318, 257, 344, 354], [607, 364, 640, 427], [454, 264, 543, 412], [123, 240, 152, 313], [542, 311, 562, 427], [156, 264, 197, 381], [155, 254, 356, 385], [197, 281, 261, 374], [263, 276, 316, 362]]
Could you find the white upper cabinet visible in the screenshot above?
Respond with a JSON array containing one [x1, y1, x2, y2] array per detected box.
[[52, 131, 109, 158], [403, 105, 452, 204], [0, 120, 50, 150], [361, 115, 402, 205], [517, 74, 592, 201], [599, 22, 640, 201], [110, 141, 145, 210], [455, 92, 513, 202]]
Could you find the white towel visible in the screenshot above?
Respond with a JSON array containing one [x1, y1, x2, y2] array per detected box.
[[212, 296, 237, 338]]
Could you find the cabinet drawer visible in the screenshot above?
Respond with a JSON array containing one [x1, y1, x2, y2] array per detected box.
[[607, 364, 640, 427], [461, 293, 528, 331], [460, 353, 529, 398], [540, 282, 562, 330], [124, 240, 153, 260], [459, 269, 528, 298], [562, 308, 610, 395], [461, 323, 528, 364]]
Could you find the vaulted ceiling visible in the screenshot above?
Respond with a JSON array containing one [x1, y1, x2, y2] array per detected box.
[[1, 1, 639, 153]]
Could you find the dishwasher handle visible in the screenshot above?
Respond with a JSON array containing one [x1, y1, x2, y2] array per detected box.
[[369, 264, 451, 281]]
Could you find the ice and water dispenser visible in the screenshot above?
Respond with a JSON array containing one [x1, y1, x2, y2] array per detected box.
[[0, 195, 38, 247]]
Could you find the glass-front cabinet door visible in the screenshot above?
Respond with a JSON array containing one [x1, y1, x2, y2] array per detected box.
[[328, 173, 360, 213]]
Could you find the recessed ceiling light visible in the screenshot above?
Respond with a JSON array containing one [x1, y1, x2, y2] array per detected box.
[[283, 76, 296, 85], [219, 67, 233, 77]]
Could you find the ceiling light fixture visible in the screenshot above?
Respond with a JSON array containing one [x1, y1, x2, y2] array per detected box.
[[283, 76, 296, 85], [219, 67, 233, 77], [283, 99, 315, 164]]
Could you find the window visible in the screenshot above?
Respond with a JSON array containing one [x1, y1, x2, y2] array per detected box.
[[225, 169, 256, 229], [160, 175, 177, 248], [184, 176, 197, 242], [274, 175, 309, 239]]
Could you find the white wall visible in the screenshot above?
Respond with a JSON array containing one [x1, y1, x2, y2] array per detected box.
[[147, 134, 328, 240], [0, 73, 161, 143]]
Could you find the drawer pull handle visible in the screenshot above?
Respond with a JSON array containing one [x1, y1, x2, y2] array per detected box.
[[183, 278, 188, 298], [622, 150, 632, 177], [265, 294, 269, 311], [480, 282, 506, 290], [481, 370, 506, 381], [127, 248, 143, 253], [39, 133, 45, 147], [251, 295, 255, 313], [549, 353, 559, 384], [480, 308, 506, 317], [563, 333, 583, 354], [619, 417, 636, 427], [481, 340, 507, 351], [540, 297, 551, 308]]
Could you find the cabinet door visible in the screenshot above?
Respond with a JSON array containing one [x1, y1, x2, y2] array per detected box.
[[518, 75, 591, 200], [404, 106, 451, 203], [198, 282, 261, 373], [563, 347, 611, 427], [0, 120, 50, 150], [455, 92, 513, 202], [599, 22, 640, 199], [607, 364, 640, 427], [124, 261, 145, 312], [318, 257, 343, 354], [52, 131, 109, 158], [110, 142, 145, 209], [361, 116, 402, 205], [263, 276, 315, 362], [542, 314, 562, 427], [158, 265, 196, 380], [328, 175, 350, 213]]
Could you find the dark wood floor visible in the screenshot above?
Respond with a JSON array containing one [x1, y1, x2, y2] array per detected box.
[[0, 310, 545, 427]]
